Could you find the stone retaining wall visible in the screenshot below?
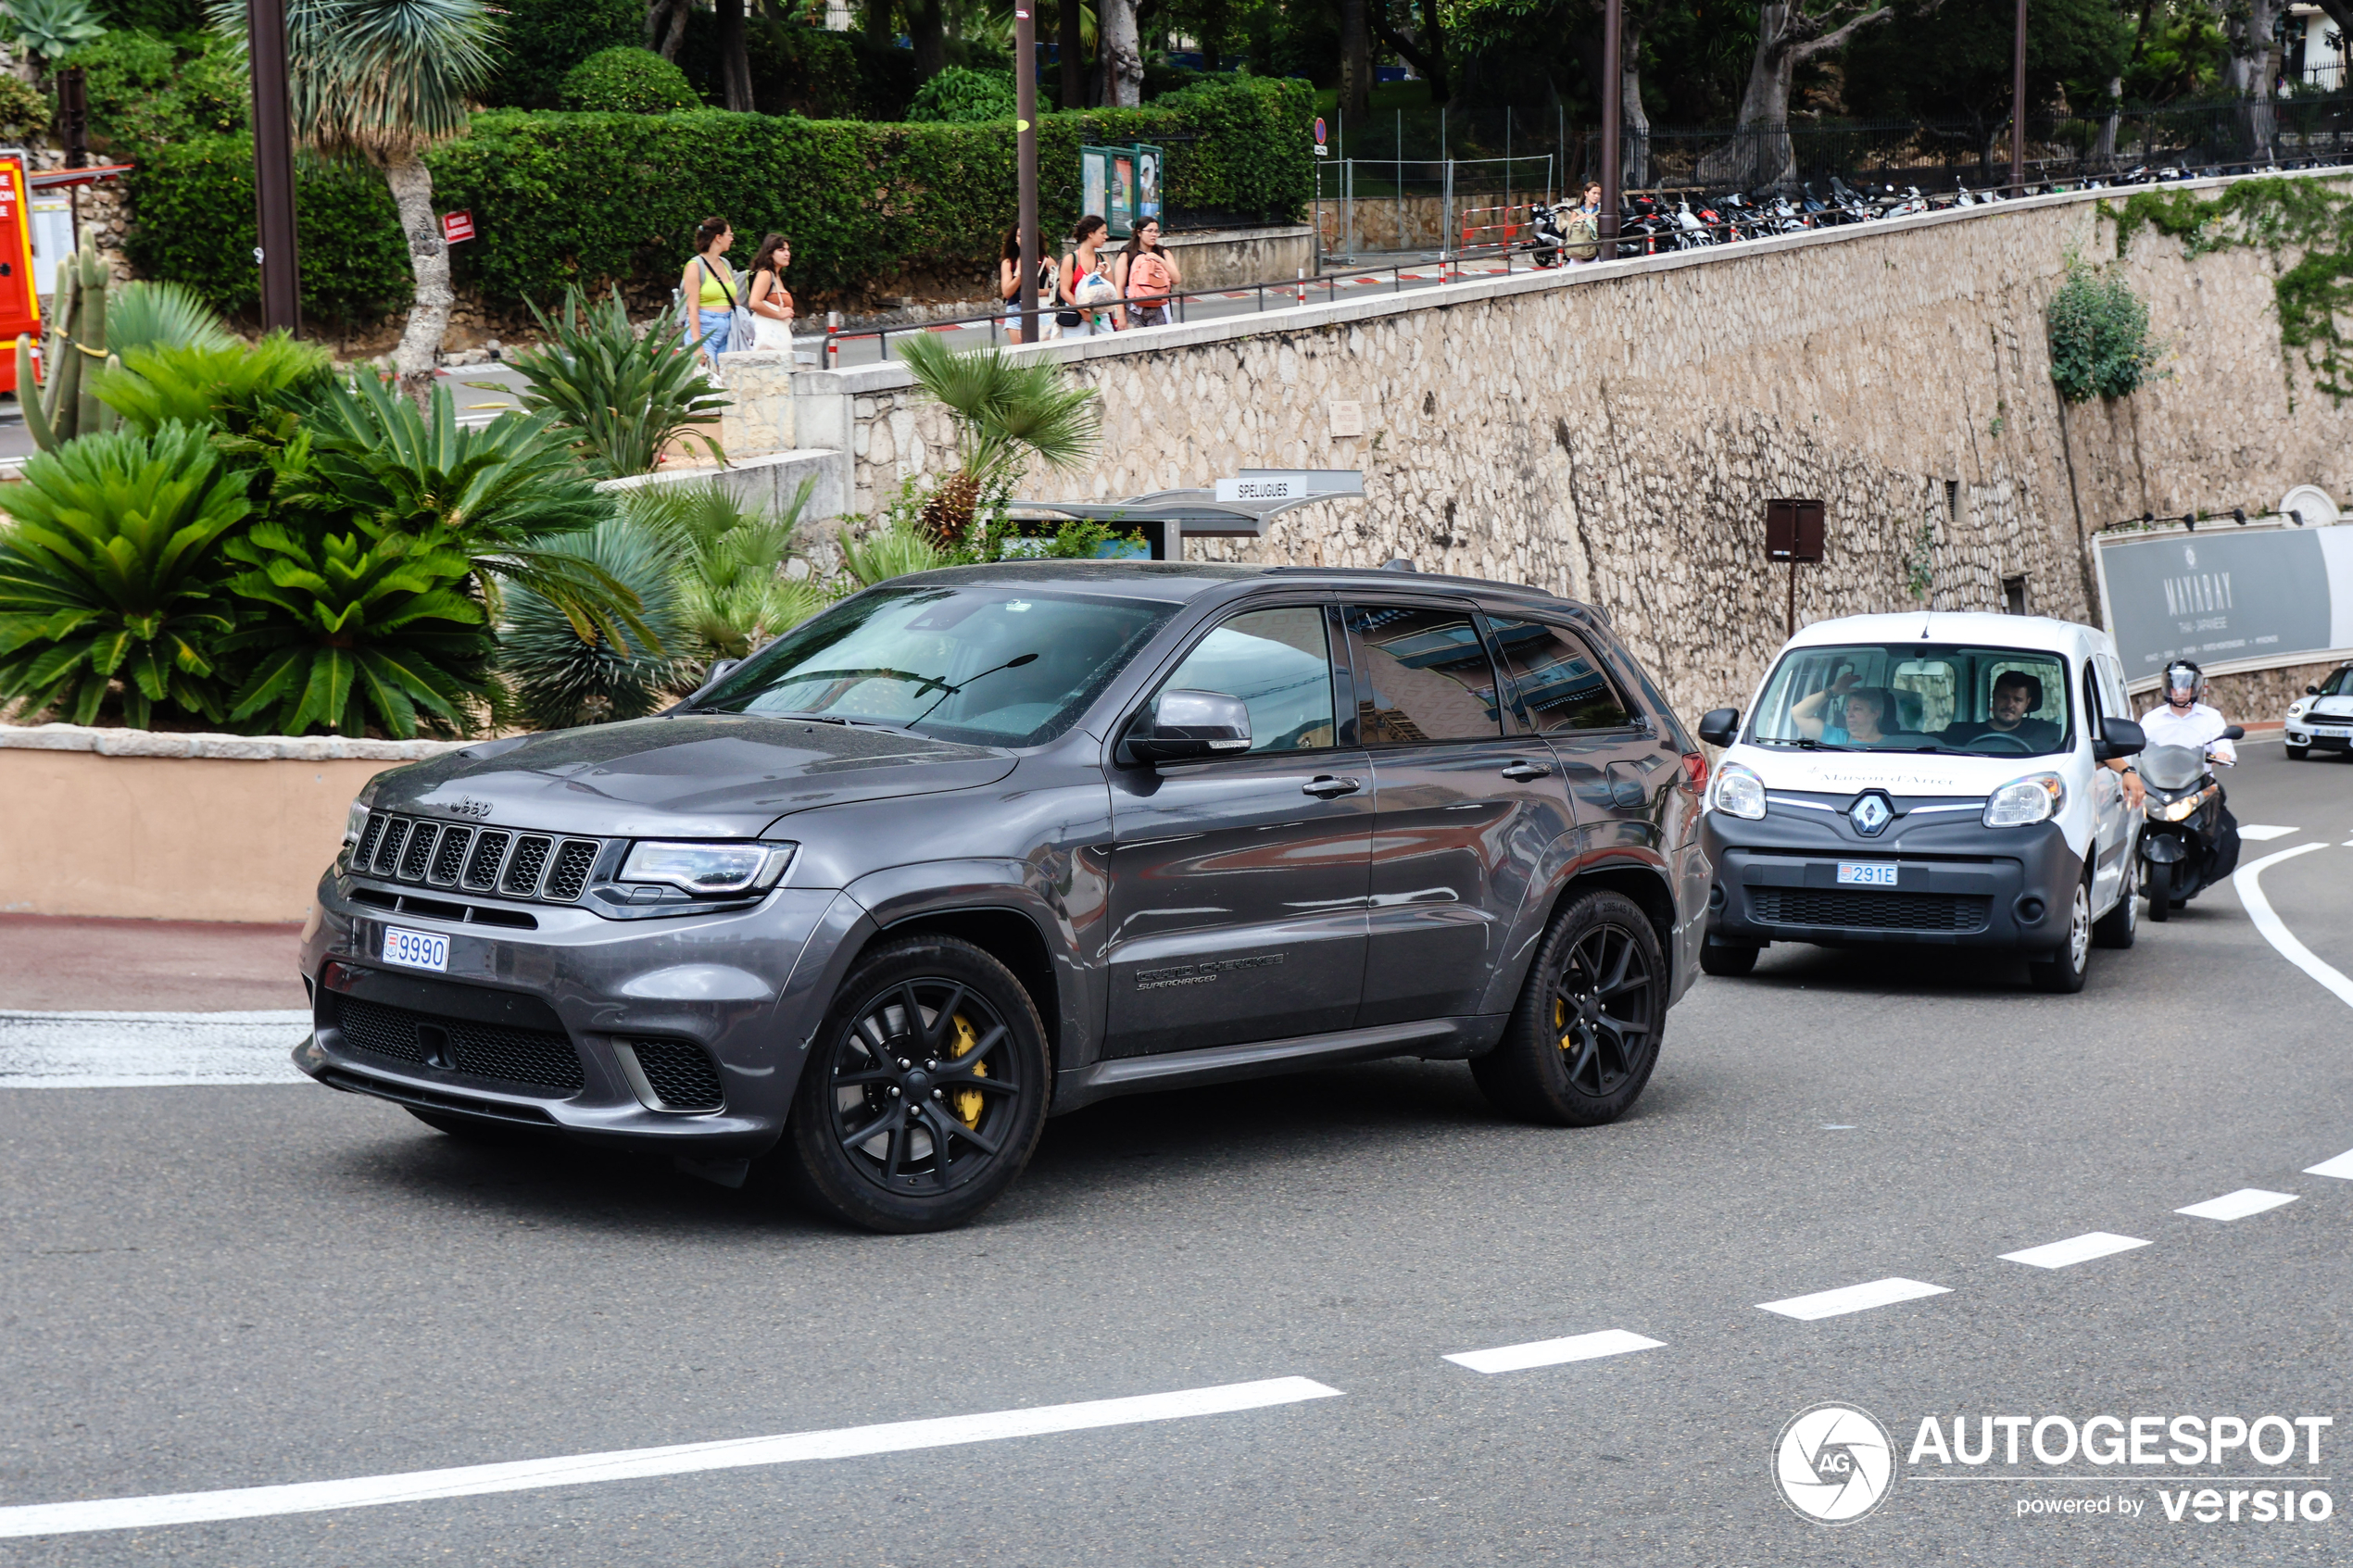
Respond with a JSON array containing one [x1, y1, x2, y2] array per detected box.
[[803, 173, 2353, 724]]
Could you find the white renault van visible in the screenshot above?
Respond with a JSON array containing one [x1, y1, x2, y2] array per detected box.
[[1694, 612, 2147, 993]]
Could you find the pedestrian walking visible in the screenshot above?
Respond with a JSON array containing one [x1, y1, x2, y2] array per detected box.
[[680, 216, 741, 359], [1059, 216, 1123, 336], [1115, 218, 1181, 328], [999, 224, 1059, 345], [745, 232, 796, 351], [1565, 182, 1604, 264]]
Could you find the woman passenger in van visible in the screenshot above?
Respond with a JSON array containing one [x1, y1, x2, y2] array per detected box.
[[1792, 672, 1891, 745]]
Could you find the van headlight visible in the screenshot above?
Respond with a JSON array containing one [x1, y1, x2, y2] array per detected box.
[[1708, 762, 1767, 820], [1983, 772, 2066, 827], [619, 840, 795, 895]]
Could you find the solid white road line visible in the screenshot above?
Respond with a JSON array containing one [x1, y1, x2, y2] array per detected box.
[[2237, 824, 2300, 841], [1999, 1232, 2151, 1270], [0, 1010, 310, 1088], [1756, 1278, 1951, 1321], [0, 1376, 1344, 1539], [2306, 1148, 2353, 1180], [2232, 843, 2353, 1010], [2175, 1189, 2299, 1221], [1443, 1329, 1664, 1374]]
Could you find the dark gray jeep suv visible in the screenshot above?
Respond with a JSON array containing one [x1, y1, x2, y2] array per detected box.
[[296, 562, 1710, 1230]]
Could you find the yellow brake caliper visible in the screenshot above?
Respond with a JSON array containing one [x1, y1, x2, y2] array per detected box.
[[1555, 997, 1573, 1055], [950, 1014, 986, 1127]]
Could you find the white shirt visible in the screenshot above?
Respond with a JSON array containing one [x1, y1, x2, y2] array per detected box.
[[2138, 700, 2235, 765]]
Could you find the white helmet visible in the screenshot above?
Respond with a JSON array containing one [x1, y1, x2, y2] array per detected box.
[[2162, 659, 2205, 707]]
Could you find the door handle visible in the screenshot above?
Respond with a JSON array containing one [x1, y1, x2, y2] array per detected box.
[[1500, 759, 1553, 781], [1302, 775, 1362, 798]]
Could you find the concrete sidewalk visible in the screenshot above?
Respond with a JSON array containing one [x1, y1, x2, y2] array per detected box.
[[0, 915, 306, 1012]]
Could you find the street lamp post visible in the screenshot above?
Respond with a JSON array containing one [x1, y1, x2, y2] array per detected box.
[[1600, 0, 1621, 260], [1013, 3, 1040, 343], [247, 0, 301, 333], [2010, 0, 2028, 194]]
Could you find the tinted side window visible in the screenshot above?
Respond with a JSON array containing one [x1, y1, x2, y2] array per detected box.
[[1156, 606, 1335, 753], [1344, 605, 1503, 744], [1489, 619, 1636, 732]]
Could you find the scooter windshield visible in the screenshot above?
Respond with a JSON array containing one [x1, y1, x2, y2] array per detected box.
[[2137, 744, 2208, 792]]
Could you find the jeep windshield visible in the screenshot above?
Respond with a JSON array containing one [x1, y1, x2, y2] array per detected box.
[[689, 583, 1180, 746], [1748, 643, 2073, 757]]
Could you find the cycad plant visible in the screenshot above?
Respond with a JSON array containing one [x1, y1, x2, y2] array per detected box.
[[106, 281, 238, 357], [279, 374, 654, 650], [837, 518, 951, 587], [895, 336, 1101, 545], [208, 0, 497, 402], [618, 479, 827, 659], [97, 334, 334, 437], [0, 424, 251, 728], [497, 517, 698, 730], [508, 288, 729, 479], [220, 516, 492, 737]]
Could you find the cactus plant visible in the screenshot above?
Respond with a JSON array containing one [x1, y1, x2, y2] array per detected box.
[[15, 234, 120, 451]]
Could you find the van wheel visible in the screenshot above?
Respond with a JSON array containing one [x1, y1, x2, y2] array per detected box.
[[1474, 890, 1665, 1126], [2091, 857, 2137, 949], [1700, 938, 1760, 977], [2028, 877, 2093, 994], [779, 936, 1051, 1234]]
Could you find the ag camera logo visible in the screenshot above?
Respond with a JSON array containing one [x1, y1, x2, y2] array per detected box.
[[1776, 1402, 1896, 1524]]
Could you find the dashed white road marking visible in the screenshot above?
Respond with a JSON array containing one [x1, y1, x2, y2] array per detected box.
[[2232, 843, 2353, 1010], [0, 1376, 1344, 1539], [2175, 1189, 2298, 1221], [1999, 1232, 2151, 1270], [2237, 824, 2300, 841], [0, 1010, 310, 1088], [2306, 1148, 2353, 1180], [1443, 1329, 1664, 1374], [1757, 1278, 1951, 1320]]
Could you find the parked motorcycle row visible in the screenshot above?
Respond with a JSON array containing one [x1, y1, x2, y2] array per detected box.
[[1524, 155, 2353, 263]]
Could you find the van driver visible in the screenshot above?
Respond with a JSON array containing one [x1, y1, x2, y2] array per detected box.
[[1943, 671, 2060, 750]]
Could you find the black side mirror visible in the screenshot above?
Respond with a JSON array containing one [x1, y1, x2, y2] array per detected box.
[[2221, 724, 2246, 742], [2094, 716, 2146, 761], [2308, 684, 2322, 696], [1696, 708, 1740, 746], [1119, 689, 1252, 765]]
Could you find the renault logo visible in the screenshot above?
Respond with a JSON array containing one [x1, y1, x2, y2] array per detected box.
[[1848, 793, 1894, 836]]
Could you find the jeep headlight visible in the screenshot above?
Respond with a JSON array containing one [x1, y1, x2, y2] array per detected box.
[[1708, 761, 1767, 820], [1983, 772, 2065, 827], [619, 840, 794, 895], [343, 800, 370, 847]]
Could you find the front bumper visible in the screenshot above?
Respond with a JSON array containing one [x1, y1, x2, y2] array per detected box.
[[296, 871, 856, 1157], [2285, 722, 2353, 752], [1701, 805, 2083, 956]]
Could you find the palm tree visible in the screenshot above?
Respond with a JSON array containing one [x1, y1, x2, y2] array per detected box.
[[896, 337, 1101, 545], [211, 0, 497, 403]]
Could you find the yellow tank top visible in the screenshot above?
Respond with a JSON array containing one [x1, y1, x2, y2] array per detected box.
[[695, 258, 735, 309]]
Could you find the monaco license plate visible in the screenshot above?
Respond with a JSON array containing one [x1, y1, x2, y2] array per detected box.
[[381, 926, 448, 972], [1836, 861, 1899, 887], [2315, 725, 2352, 738]]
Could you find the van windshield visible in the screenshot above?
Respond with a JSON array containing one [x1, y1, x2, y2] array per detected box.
[[691, 584, 1178, 746], [1748, 643, 2073, 757]]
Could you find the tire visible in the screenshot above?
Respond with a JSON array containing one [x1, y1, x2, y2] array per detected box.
[[2284, 744, 2309, 759], [2091, 855, 2137, 950], [1699, 938, 1760, 977], [1473, 890, 1667, 1126], [779, 935, 1051, 1234], [2027, 875, 2093, 994]]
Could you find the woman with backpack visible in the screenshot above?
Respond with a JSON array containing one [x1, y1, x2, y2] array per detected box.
[[1114, 218, 1182, 328], [1059, 215, 1123, 336], [679, 216, 740, 358], [1566, 182, 1604, 265]]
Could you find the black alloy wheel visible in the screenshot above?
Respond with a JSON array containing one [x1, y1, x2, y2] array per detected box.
[[781, 935, 1050, 1233], [1474, 889, 1666, 1126]]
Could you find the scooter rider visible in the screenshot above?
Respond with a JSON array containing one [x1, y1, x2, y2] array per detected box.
[[2129, 659, 2242, 877]]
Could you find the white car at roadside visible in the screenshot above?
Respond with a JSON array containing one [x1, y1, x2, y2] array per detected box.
[[1693, 612, 2147, 993], [2284, 663, 2353, 759]]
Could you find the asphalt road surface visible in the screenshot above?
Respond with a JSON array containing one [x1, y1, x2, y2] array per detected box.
[[4, 738, 2349, 1564]]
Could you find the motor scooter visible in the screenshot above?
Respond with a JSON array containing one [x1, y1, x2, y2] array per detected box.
[[2137, 724, 2246, 921]]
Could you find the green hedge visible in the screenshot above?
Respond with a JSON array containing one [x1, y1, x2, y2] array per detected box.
[[482, 0, 644, 110], [127, 76, 1314, 315], [123, 141, 415, 324]]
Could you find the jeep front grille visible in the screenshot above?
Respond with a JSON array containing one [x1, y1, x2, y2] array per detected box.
[[333, 995, 584, 1094], [350, 815, 608, 905]]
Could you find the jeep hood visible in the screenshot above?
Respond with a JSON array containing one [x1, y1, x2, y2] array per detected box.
[[363, 714, 1018, 838]]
